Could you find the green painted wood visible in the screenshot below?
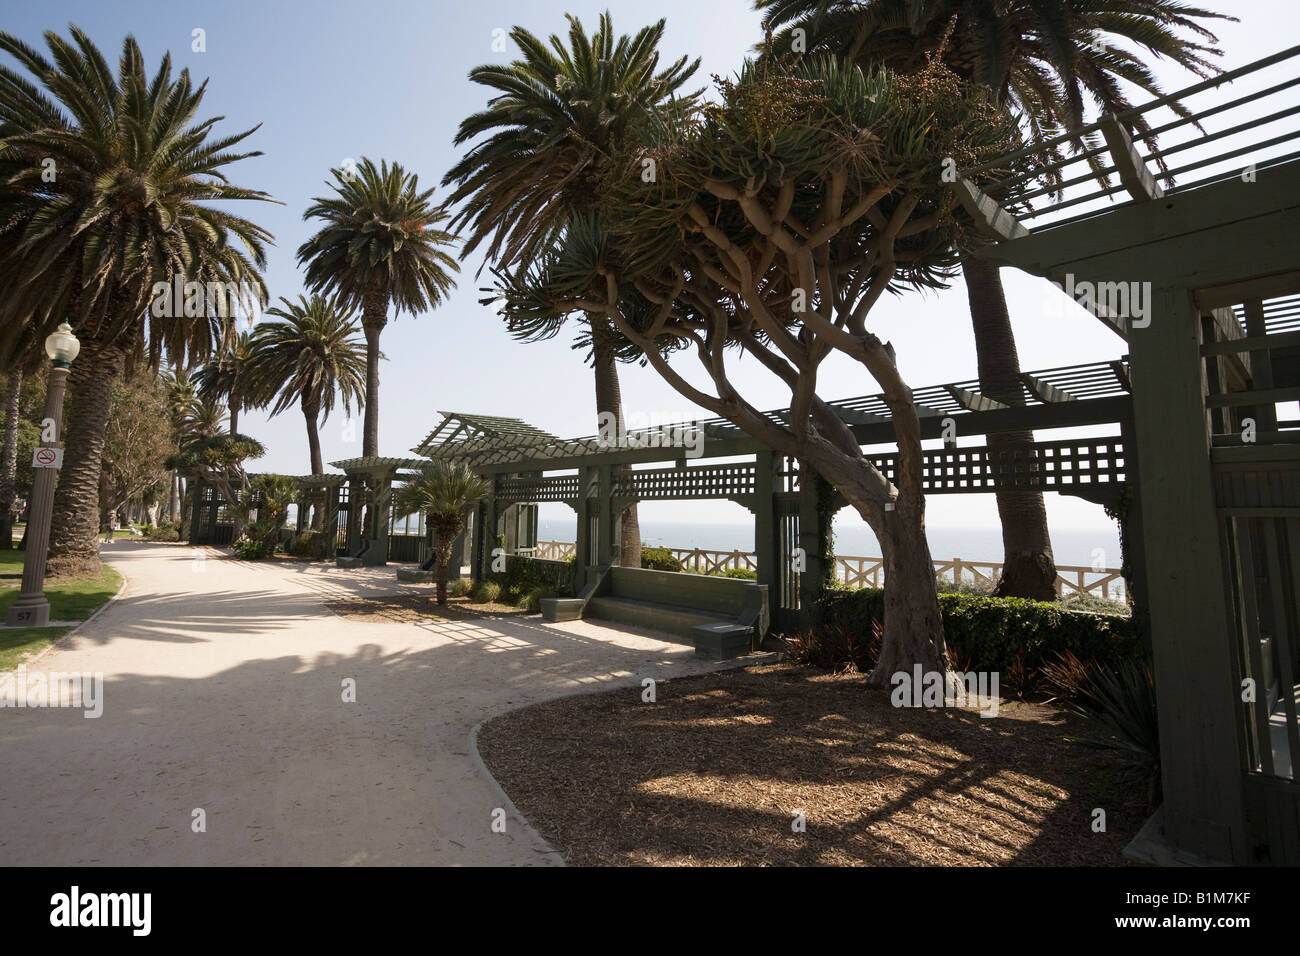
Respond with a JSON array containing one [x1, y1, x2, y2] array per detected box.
[[1129, 285, 1249, 862]]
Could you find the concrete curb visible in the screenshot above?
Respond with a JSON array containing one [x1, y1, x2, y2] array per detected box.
[[466, 650, 780, 866], [21, 560, 129, 669]]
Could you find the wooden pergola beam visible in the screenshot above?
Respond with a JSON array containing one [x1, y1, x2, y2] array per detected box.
[[955, 179, 1030, 241], [1020, 373, 1079, 404], [945, 384, 1007, 412], [1099, 113, 1165, 202]]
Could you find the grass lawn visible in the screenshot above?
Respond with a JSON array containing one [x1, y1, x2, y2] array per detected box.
[[0, 549, 122, 671], [477, 664, 1150, 866]]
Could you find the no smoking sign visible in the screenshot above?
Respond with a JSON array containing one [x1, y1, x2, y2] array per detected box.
[[32, 447, 64, 469]]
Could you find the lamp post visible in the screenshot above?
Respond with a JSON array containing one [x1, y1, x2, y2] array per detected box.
[[6, 323, 80, 628]]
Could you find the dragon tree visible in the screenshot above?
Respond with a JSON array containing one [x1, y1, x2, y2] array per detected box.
[[493, 55, 1023, 683]]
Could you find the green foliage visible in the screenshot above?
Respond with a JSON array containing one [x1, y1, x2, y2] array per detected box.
[[446, 577, 473, 598], [244, 296, 366, 428], [0, 24, 273, 365], [471, 580, 502, 604], [148, 527, 180, 542], [443, 12, 700, 271], [640, 546, 682, 572], [517, 584, 556, 613], [298, 158, 459, 319], [232, 533, 274, 560], [813, 587, 1143, 676], [713, 566, 757, 580], [290, 530, 326, 559], [394, 461, 490, 526], [1053, 655, 1162, 805], [490, 555, 576, 600]]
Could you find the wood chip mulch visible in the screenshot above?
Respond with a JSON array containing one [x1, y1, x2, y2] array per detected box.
[[325, 593, 529, 623], [477, 664, 1150, 866]]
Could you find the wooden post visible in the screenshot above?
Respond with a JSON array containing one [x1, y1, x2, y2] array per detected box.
[[797, 461, 828, 626], [1128, 285, 1247, 862], [754, 451, 777, 595], [345, 478, 360, 557], [574, 468, 593, 591]]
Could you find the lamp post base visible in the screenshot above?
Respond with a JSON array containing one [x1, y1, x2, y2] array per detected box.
[[6, 594, 51, 628]]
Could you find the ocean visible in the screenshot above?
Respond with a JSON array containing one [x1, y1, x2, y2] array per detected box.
[[537, 517, 1122, 572]]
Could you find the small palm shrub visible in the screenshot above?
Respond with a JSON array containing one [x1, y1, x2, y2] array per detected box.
[[472, 580, 502, 604], [447, 577, 473, 598]]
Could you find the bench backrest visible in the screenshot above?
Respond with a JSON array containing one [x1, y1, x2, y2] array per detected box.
[[607, 566, 765, 618]]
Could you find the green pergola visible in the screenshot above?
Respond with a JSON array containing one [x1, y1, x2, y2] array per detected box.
[[960, 44, 1300, 863]]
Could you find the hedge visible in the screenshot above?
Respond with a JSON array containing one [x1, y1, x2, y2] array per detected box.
[[814, 586, 1145, 674], [491, 554, 576, 600]]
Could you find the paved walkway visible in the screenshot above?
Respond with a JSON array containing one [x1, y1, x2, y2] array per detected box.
[[0, 543, 731, 865]]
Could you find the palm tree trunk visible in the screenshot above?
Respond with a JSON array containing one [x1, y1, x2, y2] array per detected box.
[[229, 391, 239, 435], [47, 336, 125, 579], [304, 397, 325, 531], [0, 370, 23, 549], [590, 313, 641, 568], [962, 257, 1057, 600], [170, 470, 181, 522], [361, 292, 387, 459]]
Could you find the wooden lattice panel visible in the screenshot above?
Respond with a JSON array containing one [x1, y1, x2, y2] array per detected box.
[[867, 438, 1126, 493], [497, 474, 580, 504], [616, 463, 757, 502]]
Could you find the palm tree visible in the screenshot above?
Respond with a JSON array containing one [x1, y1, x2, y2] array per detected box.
[[297, 159, 458, 459], [161, 367, 198, 523], [0, 26, 274, 578], [245, 295, 366, 528], [757, 0, 1233, 598], [395, 461, 490, 605], [194, 332, 262, 435], [443, 13, 699, 569], [180, 396, 229, 442]]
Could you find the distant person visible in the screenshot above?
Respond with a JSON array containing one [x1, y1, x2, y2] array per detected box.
[[103, 513, 117, 544]]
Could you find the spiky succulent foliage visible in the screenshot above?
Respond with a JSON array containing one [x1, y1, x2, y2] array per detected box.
[[0, 25, 275, 366], [756, 0, 1235, 182], [297, 158, 459, 318], [443, 12, 700, 273]]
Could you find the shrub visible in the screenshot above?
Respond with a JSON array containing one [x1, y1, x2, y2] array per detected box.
[[640, 546, 681, 572], [472, 580, 502, 604], [1062, 657, 1161, 806], [489, 554, 575, 599], [813, 587, 1144, 677], [232, 536, 274, 560], [150, 527, 180, 542], [712, 566, 757, 580], [786, 618, 881, 673], [290, 531, 326, 559], [447, 577, 472, 598], [1056, 591, 1132, 616], [518, 584, 555, 612]]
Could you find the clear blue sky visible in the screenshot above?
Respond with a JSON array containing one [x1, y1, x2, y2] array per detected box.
[[5, 0, 1295, 537]]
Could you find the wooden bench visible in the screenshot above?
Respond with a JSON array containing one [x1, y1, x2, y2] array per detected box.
[[543, 566, 769, 660]]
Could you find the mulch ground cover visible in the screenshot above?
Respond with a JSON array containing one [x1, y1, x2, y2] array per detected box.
[[477, 663, 1150, 866]]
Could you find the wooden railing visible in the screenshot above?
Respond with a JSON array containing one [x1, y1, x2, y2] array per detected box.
[[532, 541, 1126, 600]]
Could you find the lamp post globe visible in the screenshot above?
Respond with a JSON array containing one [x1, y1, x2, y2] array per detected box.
[[45, 323, 81, 367]]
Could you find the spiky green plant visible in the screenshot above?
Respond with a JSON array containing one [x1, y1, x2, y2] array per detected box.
[[394, 461, 490, 605]]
